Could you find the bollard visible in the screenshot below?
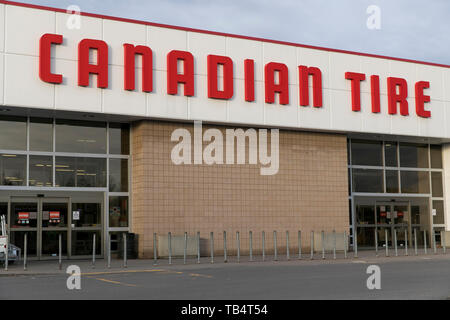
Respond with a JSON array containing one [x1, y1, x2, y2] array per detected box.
[[197, 232, 200, 264], [321, 230, 325, 260], [394, 229, 398, 257], [23, 233, 27, 271], [273, 231, 278, 261], [262, 231, 266, 262], [354, 227, 358, 258], [310, 231, 314, 260], [433, 229, 437, 254], [168, 232, 172, 265], [443, 231, 447, 254], [236, 231, 240, 263], [385, 229, 389, 257], [414, 228, 418, 256], [333, 230, 336, 260], [210, 232, 214, 263], [183, 232, 187, 265], [153, 233, 158, 266], [344, 231, 347, 259], [4, 238, 8, 271], [249, 231, 253, 262], [123, 233, 127, 268], [107, 233, 111, 269], [424, 230, 428, 254], [286, 231, 290, 261], [58, 233, 62, 270], [374, 228, 378, 257], [404, 229, 408, 256], [298, 230, 302, 260], [92, 233, 96, 269], [223, 231, 228, 263]]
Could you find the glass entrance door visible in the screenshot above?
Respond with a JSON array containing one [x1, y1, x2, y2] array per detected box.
[[376, 202, 410, 249], [9, 199, 39, 257], [40, 199, 69, 258]]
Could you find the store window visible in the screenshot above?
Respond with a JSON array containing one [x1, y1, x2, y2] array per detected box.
[[55, 119, 107, 154], [352, 169, 383, 193], [384, 142, 398, 167], [55, 157, 106, 188], [29, 155, 53, 187], [430, 145, 443, 169], [109, 123, 130, 155], [109, 159, 128, 192], [71, 203, 101, 227], [400, 171, 430, 194], [0, 116, 26, 151], [385, 170, 399, 193], [431, 172, 443, 197], [399, 143, 429, 168], [30, 118, 53, 152], [351, 140, 382, 166], [109, 196, 128, 227], [71, 230, 101, 256], [1, 154, 26, 186], [433, 200, 445, 225]]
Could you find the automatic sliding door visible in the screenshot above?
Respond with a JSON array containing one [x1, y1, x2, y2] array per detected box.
[[9, 199, 38, 257], [40, 199, 69, 258]]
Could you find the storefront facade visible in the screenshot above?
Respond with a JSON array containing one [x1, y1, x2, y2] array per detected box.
[[0, 1, 449, 258]]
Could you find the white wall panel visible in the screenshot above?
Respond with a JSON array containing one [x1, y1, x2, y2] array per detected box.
[[0, 4, 5, 53], [187, 32, 226, 76], [147, 26, 187, 72], [297, 47, 330, 89], [262, 42, 297, 85], [226, 37, 263, 81], [227, 79, 264, 125], [298, 88, 332, 130]]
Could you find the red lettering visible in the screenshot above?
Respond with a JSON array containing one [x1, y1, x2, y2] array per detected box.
[[345, 72, 366, 111], [39, 33, 63, 84], [264, 62, 289, 105], [78, 39, 108, 88], [123, 44, 153, 92], [244, 59, 255, 102], [298, 66, 322, 107], [167, 50, 194, 96], [370, 75, 380, 113], [387, 77, 408, 115], [207, 54, 233, 99], [415, 81, 431, 118]]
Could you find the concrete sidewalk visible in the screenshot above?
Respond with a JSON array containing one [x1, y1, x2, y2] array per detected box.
[[1, 248, 449, 277]]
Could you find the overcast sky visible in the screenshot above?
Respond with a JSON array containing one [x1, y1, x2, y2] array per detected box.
[[17, 0, 450, 65]]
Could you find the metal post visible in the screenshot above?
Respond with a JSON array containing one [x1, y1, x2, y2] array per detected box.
[[424, 230, 428, 254], [183, 232, 187, 265], [433, 229, 437, 254], [321, 230, 325, 260], [197, 232, 200, 264], [123, 233, 127, 268], [4, 238, 8, 271], [414, 228, 418, 256], [92, 233, 96, 268], [23, 233, 27, 271], [374, 228, 378, 257], [107, 232, 111, 269], [385, 229, 389, 257], [310, 231, 314, 260], [249, 231, 253, 262], [344, 231, 347, 259], [262, 231, 265, 262], [404, 229, 408, 256], [168, 232, 172, 265], [223, 231, 227, 263], [153, 233, 157, 265], [236, 231, 240, 263], [58, 233, 62, 270], [273, 231, 277, 261], [333, 230, 336, 260], [210, 232, 214, 263], [298, 230, 302, 260], [394, 229, 398, 257], [354, 227, 358, 258], [443, 231, 446, 254], [286, 231, 290, 261]]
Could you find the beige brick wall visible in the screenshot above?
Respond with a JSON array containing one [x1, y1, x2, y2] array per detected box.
[[131, 120, 349, 258]]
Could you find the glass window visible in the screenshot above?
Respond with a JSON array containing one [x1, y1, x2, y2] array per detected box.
[[109, 196, 128, 227], [55, 157, 106, 188], [433, 200, 444, 225], [42, 202, 68, 228], [351, 140, 382, 166], [11, 202, 38, 228], [431, 172, 443, 197], [356, 205, 375, 225], [385, 170, 399, 193], [400, 171, 430, 194], [109, 159, 128, 192], [72, 203, 101, 227], [399, 143, 429, 168], [352, 169, 384, 193], [0, 154, 26, 186], [0, 116, 26, 150], [430, 145, 443, 169], [55, 119, 106, 154], [384, 142, 398, 167], [30, 118, 53, 152], [109, 123, 130, 155], [29, 155, 53, 187], [72, 230, 101, 256]]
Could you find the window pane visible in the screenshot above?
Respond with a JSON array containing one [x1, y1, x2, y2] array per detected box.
[[72, 231, 101, 256], [109, 123, 130, 155], [356, 205, 375, 225], [30, 118, 53, 152], [29, 155, 53, 187], [55, 119, 106, 154], [385, 170, 399, 193], [384, 142, 398, 167], [72, 203, 101, 227], [1, 154, 26, 185], [399, 143, 429, 168], [109, 196, 128, 227], [352, 169, 384, 193], [11, 202, 38, 228], [433, 200, 444, 225], [0, 116, 26, 150], [109, 159, 128, 192], [431, 172, 443, 197], [55, 157, 106, 188], [400, 171, 430, 194], [351, 140, 382, 166], [430, 145, 443, 168]]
